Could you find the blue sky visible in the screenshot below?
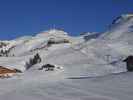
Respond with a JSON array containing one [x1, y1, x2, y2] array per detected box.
[[0, 0, 133, 40]]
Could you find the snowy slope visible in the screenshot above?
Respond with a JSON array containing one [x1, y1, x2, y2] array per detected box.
[[0, 29, 79, 72], [0, 14, 133, 100]]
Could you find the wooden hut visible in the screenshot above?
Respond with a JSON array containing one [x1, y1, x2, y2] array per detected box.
[[0, 66, 18, 78]]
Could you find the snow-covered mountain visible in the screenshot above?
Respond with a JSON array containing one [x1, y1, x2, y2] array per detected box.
[[0, 14, 133, 100], [102, 14, 133, 43], [0, 14, 133, 73], [0, 29, 85, 72]]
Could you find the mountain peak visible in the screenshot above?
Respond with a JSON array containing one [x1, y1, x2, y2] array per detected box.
[[111, 13, 133, 25], [102, 13, 133, 42], [40, 29, 68, 36]]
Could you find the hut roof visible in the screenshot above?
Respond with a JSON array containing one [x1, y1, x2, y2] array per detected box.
[[0, 66, 17, 75]]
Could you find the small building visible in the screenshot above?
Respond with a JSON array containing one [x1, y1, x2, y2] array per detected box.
[[0, 66, 18, 78], [123, 55, 133, 71], [38, 64, 55, 71]]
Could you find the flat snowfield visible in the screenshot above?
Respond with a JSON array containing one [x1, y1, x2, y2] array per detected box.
[[0, 70, 133, 100]]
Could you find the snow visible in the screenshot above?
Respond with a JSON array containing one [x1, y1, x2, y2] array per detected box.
[[102, 14, 133, 42], [0, 14, 133, 100]]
